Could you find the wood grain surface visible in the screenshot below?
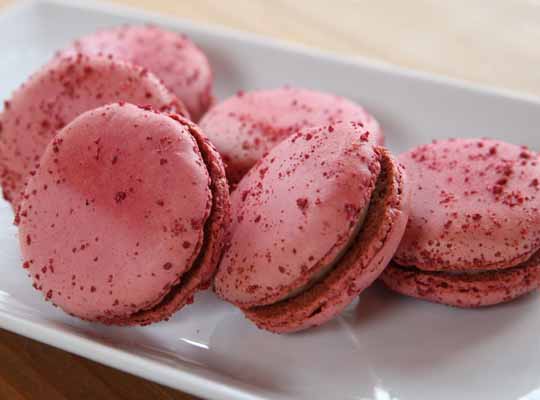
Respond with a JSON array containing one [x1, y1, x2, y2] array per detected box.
[[0, 0, 538, 399], [0, 329, 196, 400]]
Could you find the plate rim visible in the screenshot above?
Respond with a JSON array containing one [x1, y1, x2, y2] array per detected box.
[[0, 304, 271, 400]]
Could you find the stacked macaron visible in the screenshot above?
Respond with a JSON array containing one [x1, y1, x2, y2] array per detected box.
[[18, 104, 230, 325], [1, 23, 539, 333], [214, 122, 408, 333], [381, 139, 540, 307]]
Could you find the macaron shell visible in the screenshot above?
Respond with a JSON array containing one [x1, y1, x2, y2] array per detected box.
[[199, 87, 383, 185], [66, 25, 213, 121], [18, 104, 212, 322], [394, 138, 540, 272], [0, 54, 187, 209], [110, 116, 231, 325], [245, 148, 411, 333], [215, 122, 381, 308], [381, 250, 540, 307]]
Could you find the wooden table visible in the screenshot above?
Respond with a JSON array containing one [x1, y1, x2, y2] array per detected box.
[[0, 0, 538, 399]]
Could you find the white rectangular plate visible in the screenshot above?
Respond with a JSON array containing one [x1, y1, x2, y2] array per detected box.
[[2, 1, 540, 399]]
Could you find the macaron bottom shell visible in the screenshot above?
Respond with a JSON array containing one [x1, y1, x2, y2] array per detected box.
[[381, 250, 540, 308], [244, 148, 410, 333]]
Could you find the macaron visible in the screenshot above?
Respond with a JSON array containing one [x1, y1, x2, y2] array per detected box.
[[381, 138, 540, 307], [17, 103, 230, 325], [0, 53, 187, 209], [199, 87, 383, 186], [64, 25, 213, 121], [214, 122, 409, 333]]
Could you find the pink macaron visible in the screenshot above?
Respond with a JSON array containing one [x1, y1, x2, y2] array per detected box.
[[381, 138, 540, 307], [0, 53, 187, 210], [214, 121, 409, 333], [64, 25, 213, 121], [17, 103, 230, 325], [199, 87, 383, 186]]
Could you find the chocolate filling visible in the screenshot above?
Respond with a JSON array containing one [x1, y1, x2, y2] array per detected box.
[[381, 249, 540, 308], [389, 248, 540, 282]]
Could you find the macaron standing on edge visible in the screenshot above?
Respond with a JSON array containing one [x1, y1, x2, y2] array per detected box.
[[381, 138, 540, 307], [214, 121, 410, 333], [64, 25, 214, 121], [199, 87, 384, 186], [0, 53, 188, 210], [17, 103, 230, 325]]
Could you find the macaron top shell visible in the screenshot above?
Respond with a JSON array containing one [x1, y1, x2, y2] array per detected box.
[[395, 138, 540, 271], [199, 87, 383, 185], [214, 122, 379, 308], [66, 25, 213, 121], [122, 115, 231, 325], [0, 53, 186, 208], [18, 103, 212, 321]]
